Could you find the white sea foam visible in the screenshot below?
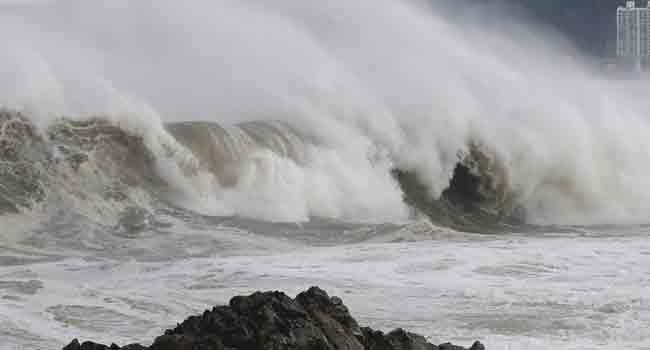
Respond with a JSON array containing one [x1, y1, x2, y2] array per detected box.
[[2, 228, 650, 350]]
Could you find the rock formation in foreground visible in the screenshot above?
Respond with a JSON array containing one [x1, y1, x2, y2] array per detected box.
[[63, 287, 485, 350]]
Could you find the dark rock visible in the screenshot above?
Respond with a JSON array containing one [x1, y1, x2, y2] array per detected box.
[[159, 290, 331, 350], [386, 329, 437, 350], [361, 327, 437, 350], [63, 287, 484, 350], [296, 287, 364, 350], [468, 341, 486, 350], [149, 334, 222, 350], [63, 338, 145, 350], [62, 339, 112, 350], [440, 341, 485, 350], [439, 343, 465, 350], [121, 344, 149, 350], [62, 339, 81, 350]]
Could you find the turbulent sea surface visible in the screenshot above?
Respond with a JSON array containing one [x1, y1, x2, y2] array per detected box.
[[2, 1, 650, 349]]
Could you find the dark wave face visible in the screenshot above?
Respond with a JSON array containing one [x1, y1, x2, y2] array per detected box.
[[392, 143, 528, 233]]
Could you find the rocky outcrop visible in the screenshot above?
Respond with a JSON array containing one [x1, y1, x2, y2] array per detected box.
[[63, 287, 485, 350]]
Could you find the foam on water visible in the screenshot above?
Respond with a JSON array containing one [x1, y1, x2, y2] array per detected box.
[[2, 224, 650, 350]]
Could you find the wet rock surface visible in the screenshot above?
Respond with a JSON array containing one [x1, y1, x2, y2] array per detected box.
[[63, 287, 485, 350]]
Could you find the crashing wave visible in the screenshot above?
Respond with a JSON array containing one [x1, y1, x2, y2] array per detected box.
[[0, 110, 47, 214], [0, 109, 165, 231], [393, 142, 526, 233], [165, 121, 307, 188], [0, 109, 526, 232]]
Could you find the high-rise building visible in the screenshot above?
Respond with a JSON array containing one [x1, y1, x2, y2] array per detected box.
[[617, 1, 650, 69]]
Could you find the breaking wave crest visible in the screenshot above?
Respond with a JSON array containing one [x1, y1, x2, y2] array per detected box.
[[0, 108, 525, 232]]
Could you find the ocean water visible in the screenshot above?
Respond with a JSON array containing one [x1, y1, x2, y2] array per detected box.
[[2, 0, 650, 349], [3, 216, 650, 350]]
